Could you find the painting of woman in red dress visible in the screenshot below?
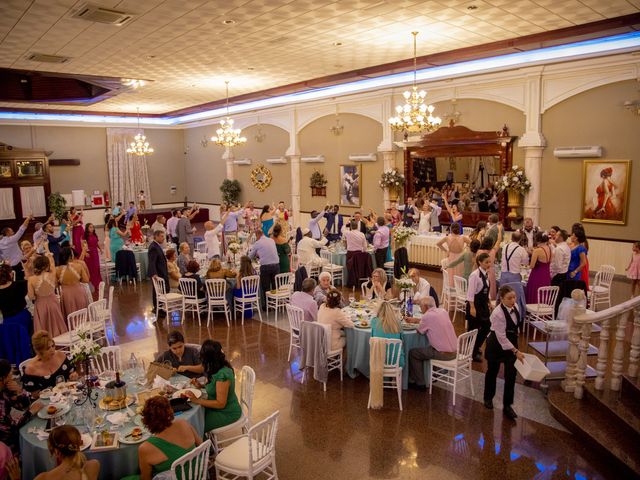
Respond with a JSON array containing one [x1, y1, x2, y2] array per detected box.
[[582, 161, 630, 225]]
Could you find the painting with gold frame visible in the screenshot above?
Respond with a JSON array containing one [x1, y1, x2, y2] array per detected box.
[[339, 164, 361, 207], [581, 160, 630, 225]]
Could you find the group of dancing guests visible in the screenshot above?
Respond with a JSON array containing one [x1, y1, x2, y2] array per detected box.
[[0, 329, 240, 480]]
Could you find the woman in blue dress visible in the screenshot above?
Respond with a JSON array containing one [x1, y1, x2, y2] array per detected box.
[[370, 300, 405, 367], [568, 229, 588, 281], [443, 196, 463, 232]]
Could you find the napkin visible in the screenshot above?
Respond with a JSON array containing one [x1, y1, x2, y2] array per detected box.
[[152, 375, 171, 389], [106, 412, 128, 425], [49, 393, 64, 404], [28, 427, 49, 441]]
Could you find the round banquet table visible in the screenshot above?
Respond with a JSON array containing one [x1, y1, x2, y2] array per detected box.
[[19, 373, 205, 480], [328, 248, 377, 286], [132, 248, 148, 279], [344, 308, 431, 390]]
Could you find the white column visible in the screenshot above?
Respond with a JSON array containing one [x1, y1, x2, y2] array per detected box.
[[289, 155, 301, 228], [522, 144, 544, 224], [379, 151, 395, 209], [222, 147, 234, 179]]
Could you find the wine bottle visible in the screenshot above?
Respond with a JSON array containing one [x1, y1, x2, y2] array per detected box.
[[114, 371, 125, 388]]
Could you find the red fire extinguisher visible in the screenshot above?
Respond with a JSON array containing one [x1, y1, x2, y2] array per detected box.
[[104, 191, 110, 207]]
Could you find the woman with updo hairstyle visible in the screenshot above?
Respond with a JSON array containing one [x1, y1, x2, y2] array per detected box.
[[27, 252, 67, 337], [318, 289, 354, 351], [525, 232, 553, 303], [34, 425, 99, 480], [22, 331, 77, 394], [121, 396, 200, 480], [185, 340, 241, 432], [55, 246, 90, 317], [437, 220, 471, 288], [165, 248, 181, 290]]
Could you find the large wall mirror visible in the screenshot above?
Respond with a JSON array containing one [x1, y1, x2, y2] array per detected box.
[[403, 124, 517, 227]]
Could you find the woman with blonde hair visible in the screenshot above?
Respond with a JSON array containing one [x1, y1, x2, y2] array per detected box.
[[22, 331, 77, 395], [370, 301, 404, 367], [35, 425, 100, 480], [362, 268, 391, 300]]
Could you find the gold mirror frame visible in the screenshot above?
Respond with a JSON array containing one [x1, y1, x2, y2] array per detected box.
[[250, 164, 272, 192]]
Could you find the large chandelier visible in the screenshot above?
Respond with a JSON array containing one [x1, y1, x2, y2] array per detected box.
[[388, 32, 441, 134], [127, 108, 154, 156], [211, 81, 247, 147]]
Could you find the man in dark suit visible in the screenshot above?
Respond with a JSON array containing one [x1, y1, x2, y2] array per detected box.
[[323, 205, 344, 243], [148, 230, 169, 317]]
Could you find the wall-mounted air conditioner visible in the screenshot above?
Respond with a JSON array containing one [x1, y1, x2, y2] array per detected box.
[[266, 156, 287, 164], [232, 158, 251, 165], [348, 153, 377, 162], [553, 146, 602, 158], [301, 155, 325, 163]]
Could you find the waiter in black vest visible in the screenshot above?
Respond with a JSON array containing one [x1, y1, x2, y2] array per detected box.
[[466, 253, 493, 362], [148, 230, 169, 317], [483, 284, 525, 420]]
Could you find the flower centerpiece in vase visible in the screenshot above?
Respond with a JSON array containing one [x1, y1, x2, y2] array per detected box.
[[310, 171, 328, 197], [140, 219, 151, 245], [496, 165, 531, 218], [392, 225, 417, 248], [394, 269, 416, 317], [227, 241, 241, 265], [379, 168, 405, 202], [70, 326, 102, 405]]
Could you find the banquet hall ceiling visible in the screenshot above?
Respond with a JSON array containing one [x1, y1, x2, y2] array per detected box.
[[1, 0, 639, 115]]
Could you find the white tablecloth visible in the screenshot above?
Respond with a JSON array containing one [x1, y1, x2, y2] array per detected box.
[[408, 234, 447, 267]]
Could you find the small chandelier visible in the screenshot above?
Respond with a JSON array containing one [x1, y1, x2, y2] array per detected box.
[[388, 32, 441, 134], [126, 108, 154, 156], [211, 81, 247, 147], [329, 106, 344, 136]]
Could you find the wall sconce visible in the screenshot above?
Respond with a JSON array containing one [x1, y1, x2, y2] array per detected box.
[[623, 99, 640, 116], [442, 98, 462, 125], [255, 116, 266, 142], [329, 105, 344, 136], [200, 136, 208, 147]]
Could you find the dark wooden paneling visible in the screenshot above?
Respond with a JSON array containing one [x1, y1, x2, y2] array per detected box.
[[49, 159, 80, 166]]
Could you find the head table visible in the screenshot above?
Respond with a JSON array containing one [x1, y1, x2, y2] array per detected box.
[[19, 371, 205, 480], [343, 302, 431, 389]]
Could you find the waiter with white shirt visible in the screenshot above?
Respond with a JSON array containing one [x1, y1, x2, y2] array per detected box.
[[499, 231, 529, 316], [466, 252, 493, 362], [550, 229, 571, 315]]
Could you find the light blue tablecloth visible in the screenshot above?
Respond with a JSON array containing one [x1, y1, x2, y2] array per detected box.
[[132, 249, 148, 279], [329, 250, 377, 286], [19, 374, 205, 480], [345, 326, 430, 389]]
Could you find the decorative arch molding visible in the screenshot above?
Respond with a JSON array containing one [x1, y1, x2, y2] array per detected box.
[[232, 116, 291, 133], [423, 82, 526, 112], [296, 102, 384, 133]]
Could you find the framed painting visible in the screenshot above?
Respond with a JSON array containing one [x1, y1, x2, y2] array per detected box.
[[339, 164, 361, 207], [581, 160, 630, 225]]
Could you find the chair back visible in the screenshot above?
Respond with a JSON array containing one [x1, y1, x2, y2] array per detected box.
[[18, 358, 31, 376], [306, 263, 321, 279], [239, 365, 256, 422], [320, 250, 332, 264], [205, 278, 226, 301], [537, 285, 559, 307], [196, 241, 208, 254], [456, 329, 478, 362], [247, 411, 279, 469], [91, 346, 122, 374], [193, 252, 208, 266], [596, 265, 615, 288], [170, 439, 212, 480], [441, 269, 450, 293], [107, 285, 114, 310], [152, 276, 167, 296], [88, 299, 108, 323], [382, 338, 403, 369], [361, 281, 369, 300], [453, 275, 468, 299], [290, 254, 299, 272], [286, 304, 304, 334], [440, 258, 449, 271], [463, 227, 473, 236], [179, 277, 198, 300], [98, 281, 105, 301], [67, 308, 89, 332], [241, 275, 260, 299], [275, 272, 294, 292]]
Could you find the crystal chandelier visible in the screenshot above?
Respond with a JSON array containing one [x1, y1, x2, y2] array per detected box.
[[126, 108, 154, 156], [388, 32, 441, 134], [211, 81, 247, 147]]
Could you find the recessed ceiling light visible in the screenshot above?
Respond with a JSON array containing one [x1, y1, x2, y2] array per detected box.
[[222, 19, 235, 25], [333, 64, 343, 68], [467, 5, 478, 10], [247, 67, 255, 70], [332, 41, 342, 46], [146, 55, 156, 59]]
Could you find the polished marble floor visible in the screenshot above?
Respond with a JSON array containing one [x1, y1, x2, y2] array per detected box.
[[107, 270, 633, 480]]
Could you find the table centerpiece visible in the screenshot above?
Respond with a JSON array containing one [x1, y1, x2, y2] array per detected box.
[[70, 326, 102, 406]]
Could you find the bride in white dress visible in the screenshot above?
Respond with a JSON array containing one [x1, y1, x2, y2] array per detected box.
[[417, 203, 432, 234]]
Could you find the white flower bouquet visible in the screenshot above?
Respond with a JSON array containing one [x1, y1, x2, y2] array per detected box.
[[227, 241, 241, 254], [379, 168, 405, 189], [393, 226, 416, 246], [70, 326, 102, 365], [395, 276, 415, 290], [496, 165, 531, 195]]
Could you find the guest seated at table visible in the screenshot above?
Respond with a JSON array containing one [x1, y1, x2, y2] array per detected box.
[[362, 268, 392, 300], [405, 297, 457, 391], [165, 249, 181, 291], [185, 340, 241, 432], [176, 242, 191, 275], [370, 301, 405, 367], [0, 358, 42, 454], [313, 271, 346, 307], [122, 396, 201, 480], [408, 268, 431, 302], [34, 425, 100, 480], [180, 260, 206, 299], [290, 278, 318, 322], [318, 289, 354, 351], [22, 331, 77, 395], [156, 331, 201, 379], [205, 258, 236, 280], [0, 443, 20, 480]]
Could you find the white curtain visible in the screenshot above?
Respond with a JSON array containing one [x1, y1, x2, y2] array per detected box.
[[0, 188, 15, 219], [106, 128, 152, 208], [20, 186, 46, 217], [469, 156, 496, 189]]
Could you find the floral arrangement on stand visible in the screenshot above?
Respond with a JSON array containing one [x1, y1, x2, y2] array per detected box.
[[393, 226, 417, 247], [226, 241, 241, 265], [496, 165, 531, 195], [395, 268, 416, 317], [140, 219, 151, 244], [310, 171, 328, 196], [378, 168, 405, 189], [70, 326, 102, 406]]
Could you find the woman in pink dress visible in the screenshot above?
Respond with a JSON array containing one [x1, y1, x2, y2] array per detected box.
[[56, 246, 91, 317], [70, 207, 84, 257], [129, 214, 143, 244], [626, 241, 640, 298], [83, 223, 102, 293], [526, 232, 553, 304], [27, 252, 67, 337], [437, 223, 471, 287]]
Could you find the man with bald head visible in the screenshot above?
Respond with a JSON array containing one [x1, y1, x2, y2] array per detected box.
[[204, 210, 228, 260], [405, 296, 458, 391]]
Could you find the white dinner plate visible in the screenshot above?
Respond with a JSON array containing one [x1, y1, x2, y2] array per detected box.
[[171, 388, 202, 400], [80, 433, 92, 451], [120, 427, 150, 445], [38, 403, 71, 419]]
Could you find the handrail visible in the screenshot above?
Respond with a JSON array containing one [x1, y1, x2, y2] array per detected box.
[[574, 293, 640, 324]]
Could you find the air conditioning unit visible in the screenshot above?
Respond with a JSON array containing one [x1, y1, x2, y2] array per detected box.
[[266, 157, 287, 164], [232, 158, 251, 165], [348, 153, 377, 162], [26, 53, 71, 64], [301, 155, 325, 163], [553, 146, 603, 158], [71, 3, 135, 26]]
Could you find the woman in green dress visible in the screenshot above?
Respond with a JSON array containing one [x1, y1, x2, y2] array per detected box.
[[185, 340, 242, 432], [272, 223, 291, 273], [445, 239, 481, 280], [122, 396, 201, 480], [107, 216, 128, 262]]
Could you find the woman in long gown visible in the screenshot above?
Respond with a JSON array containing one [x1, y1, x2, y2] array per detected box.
[[526, 232, 553, 304], [83, 223, 102, 293], [437, 223, 470, 287], [417, 203, 432, 235], [129, 214, 143, 244], [259, 204, 275, 236], [108, 216, 128, 262], [272, 223, 291, 273], [70, 207, 84, 257], [443, 197, 463, 232], [27, 252, 67, 337], [56, 246, 90, 316]]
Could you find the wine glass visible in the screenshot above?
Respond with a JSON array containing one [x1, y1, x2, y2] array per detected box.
[[54, 413, 67, 428], [348, 287, 355, 305]]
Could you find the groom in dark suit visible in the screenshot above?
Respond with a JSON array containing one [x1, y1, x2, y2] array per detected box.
[[148, 230, 169, 317]]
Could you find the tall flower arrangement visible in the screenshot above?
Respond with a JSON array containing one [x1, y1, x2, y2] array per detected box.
[[379, 168, 405, 189], [496, 166, 531, 195], [393, 226, 416, 247], [70, 326, 102, 365]]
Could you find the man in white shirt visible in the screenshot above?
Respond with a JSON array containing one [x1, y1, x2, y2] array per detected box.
[[408, 268, 431, 302], [466, 253, 493, 362], [343, 221, 367, 253], [499, 231, 529, 318], [308, 208, 326, 241], [517, 217, 539, 253], [550, 229, 571, 315], [297, 228, 328, 267], [203, 210, 229, 260], [166, 209, 181, 244], [0, 215, 32, 281]]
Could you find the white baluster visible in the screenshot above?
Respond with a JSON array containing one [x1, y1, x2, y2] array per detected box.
[[628, 306, 640, 378], [563, 290, 586, 395], [574, 322, 592, 400], [594, 318, 609, 391], [611, 311, 630, 391]]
